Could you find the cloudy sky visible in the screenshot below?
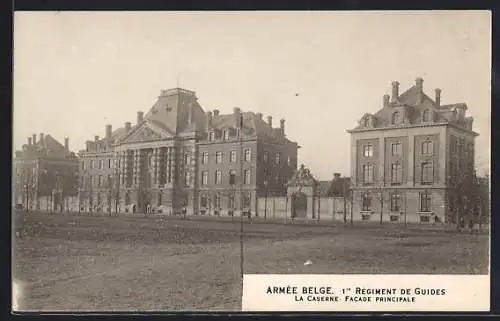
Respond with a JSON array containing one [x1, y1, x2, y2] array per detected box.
[[13, 11, 491, 180]]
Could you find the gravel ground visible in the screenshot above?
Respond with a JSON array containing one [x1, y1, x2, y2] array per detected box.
[[12, 211, 489, 312]]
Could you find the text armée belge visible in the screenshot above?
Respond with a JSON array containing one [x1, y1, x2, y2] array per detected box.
[[266, 286, 335, 295]]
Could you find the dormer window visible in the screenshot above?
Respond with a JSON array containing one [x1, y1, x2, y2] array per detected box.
[[423, 109, 432, 122], [209, 131, 215, 141], [391, 111, 401, 125], [223, 129, 229, 140], [363, 117, 370, 128]]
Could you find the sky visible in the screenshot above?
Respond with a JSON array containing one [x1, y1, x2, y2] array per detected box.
[[13, 11, 491, 180]]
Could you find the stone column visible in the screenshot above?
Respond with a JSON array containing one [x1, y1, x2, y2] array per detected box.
[[168, 147, 173, 184], [133, 149, 140, 186], [153, 148, 160, 185]]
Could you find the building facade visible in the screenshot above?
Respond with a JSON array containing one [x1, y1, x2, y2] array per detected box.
[[348, 78, 478, 224], [77, 87, 299, 216], [13, 133, 79, 211]]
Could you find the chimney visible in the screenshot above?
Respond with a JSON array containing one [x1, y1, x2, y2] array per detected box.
[[39, 133, 45, 148], [213, 109, 219, 117], [383, 94, 390, 107], [94, 135, 99, 142], [125, 122, 131, 133], [391, 81, 399, 102], [27, 137, 32, 145], [334, 173, 341, 180], [207, 111, 213, 128], [267, 116, 273, 127], [137, 111, 144, 124], [416, 77, 424, 91], [106, 124, 112, 140], [435, 88, 441, 107], [85, 141, 92, 152], [64, 137, 69, 151], [280, 118, 285, 133], [32, 134, 36, 145], [233, 107, 241, 126]]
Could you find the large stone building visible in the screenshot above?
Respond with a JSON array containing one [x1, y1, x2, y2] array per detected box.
[[77, 87, 299, 215], [347, 78, 478, 224], [13, 133, 79, 211]]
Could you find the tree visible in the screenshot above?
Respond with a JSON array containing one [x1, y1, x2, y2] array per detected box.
[[369, 176, 386, 225]]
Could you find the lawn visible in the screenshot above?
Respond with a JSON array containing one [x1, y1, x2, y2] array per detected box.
[[12, 211, 489, 312]]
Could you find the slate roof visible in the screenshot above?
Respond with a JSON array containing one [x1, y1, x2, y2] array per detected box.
[[349, 80, 474, 132], [17, 134, 74, 159], [210, 111, 278, 138]]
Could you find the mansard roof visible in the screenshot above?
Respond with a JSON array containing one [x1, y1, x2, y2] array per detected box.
[[349, 79, 475, 134]]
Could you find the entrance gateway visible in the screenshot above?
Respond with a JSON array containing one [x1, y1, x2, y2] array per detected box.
[[286, 164, 319, 220]]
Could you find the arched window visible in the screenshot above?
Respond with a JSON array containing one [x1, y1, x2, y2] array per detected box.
[[422, 140, 433, 154], [391, 111, 400, 125], [423, 109, 432, 122]]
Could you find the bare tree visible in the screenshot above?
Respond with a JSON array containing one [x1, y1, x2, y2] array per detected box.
[[369, 176, 386, 225]]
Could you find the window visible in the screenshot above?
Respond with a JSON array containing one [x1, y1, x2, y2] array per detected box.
[[391, 111, 401, 125], [229, 170, 236, 185], [244, 149, 251, 162], [363, 144, 373, 157], [99, 159, 103, 169], [184, 153, 190, 165], [214, 194, 221, 208], [228, 194, 235, 209], [82, 162, 86, 170], [421, 162, 433, 184], [391, 142, 402, 156], [275, 152, 281, 165], [200, 195, 208, 208], [423, 109, 431, 122], [230, 151, 236, 163], [287, 156, 292, 166], [201, 152, 208, 165], [244, 169, 251, 184], [90, 160, 95, 169], [390, 193, 401, 212], [243, 193, 251, 208], [263, 151, 269, 164], [223, 130, 229, 140], [215, 170, 222, 184], [209, 132, 215, 141], [108, 159, 112, 168], [363, 117, 370, 127], [391, 162, 402, 184], [420, 215, 430, 223], [362, 163, 374, 184], [390, 215, 400, 222], [184, 171, 190, 186], [422, 140, 433, 154], [362, 193, 372, 211], [201, 171, 208, 185], [98, 175, 102, 187], [419, 192, 431, 212], [216, 151, 223, 164]]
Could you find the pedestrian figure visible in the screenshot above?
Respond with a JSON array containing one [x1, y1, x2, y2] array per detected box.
[[133, 204, 136, 214]]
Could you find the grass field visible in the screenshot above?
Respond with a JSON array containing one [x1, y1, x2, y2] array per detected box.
[[12, 211, 489, 312]]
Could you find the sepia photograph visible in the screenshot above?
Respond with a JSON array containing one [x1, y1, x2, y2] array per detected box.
[[12, 11, 491, 312]]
